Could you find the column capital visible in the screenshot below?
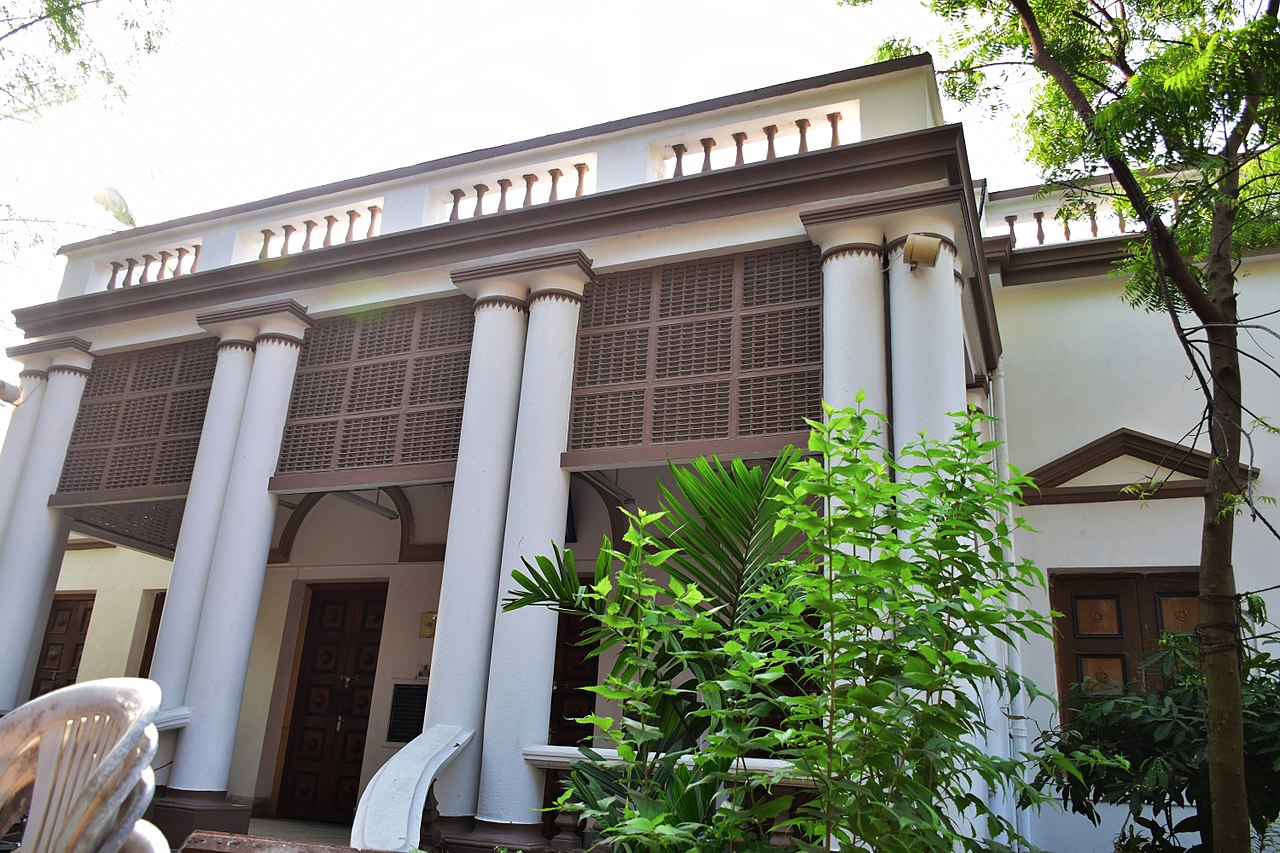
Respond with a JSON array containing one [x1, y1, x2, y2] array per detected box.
[[450, 250, 593, 300], [6, 336, 93, 373], [196, 300, 312, 342]]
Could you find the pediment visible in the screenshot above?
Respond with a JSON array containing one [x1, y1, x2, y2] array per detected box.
[[1023, 428, 1259, 506]]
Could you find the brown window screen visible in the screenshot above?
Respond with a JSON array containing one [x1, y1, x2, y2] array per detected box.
[[277, 296, 474, 476], [1050, 572, 1199, 698], [569, 243, 821, 455], [58, 339, 218, 495]]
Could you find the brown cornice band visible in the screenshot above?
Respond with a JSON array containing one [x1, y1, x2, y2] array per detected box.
[[216, 339, 256, 353], [473, 295, 528, 313], [7, 336, 93, 360], [196, 299, 312, 329], [451, 249, 594, 286], [801, 185, 966, 228], [819, 242, 882, 264], [254, 332, 306, 349], [57, 54, 935, 255], [18, 369, 47, 381], [16, 125, 969, 339], [529, 288, 585, 305]]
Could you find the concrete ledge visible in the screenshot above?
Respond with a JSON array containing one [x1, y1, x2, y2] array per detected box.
[[150, 791, 252, 850], [179, 831, 363, 852]]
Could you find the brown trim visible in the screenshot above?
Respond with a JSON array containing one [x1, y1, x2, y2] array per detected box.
[[571, 472, 630, 546], [819, 242, 881, 264], [50, 484, 190, 508], [451, 249, 593, 285], [473, 295, 528, 313], [800, 185, 966, 227], [884, 231, 959, 258], [253, 332, 306, 348], [67, 520, 176, 560], [47, 364, 93, 378], [268, 488, 446, 564], [59, 55, 936, 255], [18, 369, 47, 381], [268, 492, 324, 563], [997, 235, 1131, 286], [1023, 427, 1259, 506], [528, 287, 585, 305], [6, 336, 92, 359], [17, 125, 969, 339], [64, 538, 116, 550], [268, 461, 457, 494], [216, 339, 255, 353], [561, 432, 810, 471], [196, 300, 312, 328]]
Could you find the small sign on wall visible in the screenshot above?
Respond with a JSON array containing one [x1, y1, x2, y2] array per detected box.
[[419, 611, 437, 638]]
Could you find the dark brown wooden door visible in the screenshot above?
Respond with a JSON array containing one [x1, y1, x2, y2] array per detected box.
[[31, 594, 94, 699], [278, 583, 386, 823], [548, 612, 599, 746]]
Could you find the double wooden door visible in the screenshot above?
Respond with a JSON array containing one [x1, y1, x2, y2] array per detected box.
[[278, 583, 386, 823], [31, 594, 95, 699]]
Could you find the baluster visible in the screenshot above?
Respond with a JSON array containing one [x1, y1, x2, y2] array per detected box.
[[449, 189, 466, 221], [107, 261, 123, 290], [280, 224, 297, 256], [366, 205, 381, 238], [548, 168, 563, 202], [123, 258, 138, 287], [1172, 193, 1181, 217], [671, 143, 687, 177], [422, 785, 446, 853], [345, 210, 360, 242], [191, 244, 201, 272], [522, 174, 538, 207], [323, 214, 340, 246], [259, 229, 276, 261], [158, 250, 172, 280], [795, 118, 810, 153], [574, 163, 589, 197], [549, 801, 581, 851], [1117, 210, 1126, 232], [140, 254, 156, 284], [763, 125, 778, 160], [175, 247, 189, 277], [827, 111, 842, 147], [1004, 215, 1017, 248], [302, 220, 318, 251], [1034, 211, 1045, 245], [472, 184, 489, 217], [1063, 214, 1071, 242], [700, 137, 716, 172], [732, 131, 747, 166], [1087, 203, 1098, 237], [496, 179, 512, 212]]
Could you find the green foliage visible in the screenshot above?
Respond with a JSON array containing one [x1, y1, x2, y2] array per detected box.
[[507, 406, 1075, 852], [1030, 603, 1280, 852]]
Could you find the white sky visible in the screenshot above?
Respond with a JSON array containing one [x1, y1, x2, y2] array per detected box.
[[0, 0, 1043, 377]]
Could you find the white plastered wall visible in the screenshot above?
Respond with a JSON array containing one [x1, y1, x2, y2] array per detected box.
[[994, 257, 1280, 852], [55, 544, 172, 683], [225, 485, 447, 807]]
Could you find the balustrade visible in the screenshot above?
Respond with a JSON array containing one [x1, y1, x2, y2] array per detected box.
[[661, 109, 847, 179], [105, 242, 201, 289], [254, 202, 383, 261], [444, 161, 592, 222], [992, 198, 1136, 248]]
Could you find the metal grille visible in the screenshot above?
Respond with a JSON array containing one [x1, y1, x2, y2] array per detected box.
[[277, 296, 474, 476], [570, 244, 821, 454], [58, 339, 219, 494], [69, 500, 186, 553]]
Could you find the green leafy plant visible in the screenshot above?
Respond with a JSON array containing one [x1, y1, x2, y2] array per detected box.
[[1030, 600, 1280, 852], [507, 404, 1075, 851]]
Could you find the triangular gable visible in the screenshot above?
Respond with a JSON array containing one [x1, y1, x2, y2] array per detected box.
[[1023, 427, 1259, 506]]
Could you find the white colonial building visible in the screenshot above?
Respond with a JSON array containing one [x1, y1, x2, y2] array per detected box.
[[0, 54, 1276, 852]]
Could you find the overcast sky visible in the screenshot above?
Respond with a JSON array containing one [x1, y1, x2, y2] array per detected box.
[[0, 0, 1042, 375]]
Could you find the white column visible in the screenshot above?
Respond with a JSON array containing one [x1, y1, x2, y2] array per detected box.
[[0, 369, 49, 545], [170, 315, 310, 794], [148, 333, 257, 711], [888, 224, 966, 455], [814, 228, 888, 416], [0, 343, 94, 710], [425, 285, 529, 818], [476, 276, 585, 828]]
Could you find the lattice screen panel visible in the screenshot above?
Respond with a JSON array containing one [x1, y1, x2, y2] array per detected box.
[[277, 296, 474, 476], [570, 243, 822, 454], [58, 339, 218, 495], [69, 500, 186, 554]]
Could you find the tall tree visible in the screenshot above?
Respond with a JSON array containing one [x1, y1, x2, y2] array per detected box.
[[849, 3, 1280, 845], [842, 2, 1280, 849]]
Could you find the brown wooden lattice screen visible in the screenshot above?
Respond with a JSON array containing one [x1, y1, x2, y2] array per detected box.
[[276, 296, 474, 484], [59, 339, 218, 495], [568, 243, 821, 463]]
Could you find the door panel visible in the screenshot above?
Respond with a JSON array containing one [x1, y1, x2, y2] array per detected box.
[[278, 583, 387, 823], [31, 594, 95, 699]]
